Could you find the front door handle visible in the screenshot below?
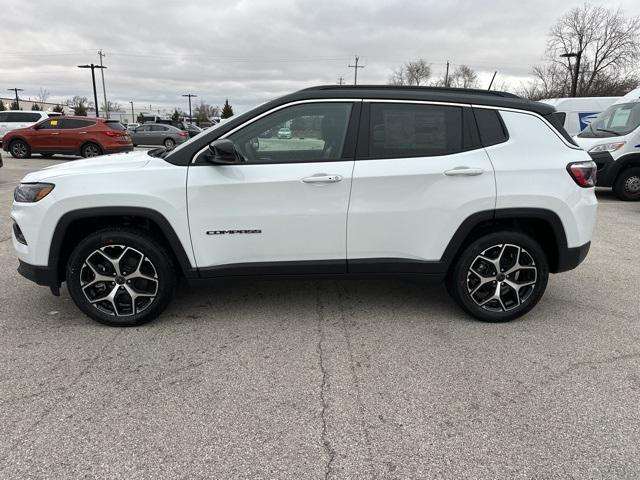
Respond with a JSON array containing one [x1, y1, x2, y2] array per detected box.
[[302, 174, 343, 184], [444, 167, 484, 176]]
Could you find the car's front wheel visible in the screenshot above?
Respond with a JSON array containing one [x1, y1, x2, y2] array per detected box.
[[613, 167, 640, 201], [9, 139, 31, 159], [66, 228, 176, 326], [447, 231, 549, 322]]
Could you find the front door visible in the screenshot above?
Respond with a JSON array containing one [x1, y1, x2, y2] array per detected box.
[[186, 101, 358, 275], [347, 101, 496, 272], [29, 118, 61, 151]]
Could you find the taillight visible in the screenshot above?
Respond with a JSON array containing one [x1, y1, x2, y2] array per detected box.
[[104, 130, 120, 137], [567, 161, 597, 188], [179, 131, 188, 137]]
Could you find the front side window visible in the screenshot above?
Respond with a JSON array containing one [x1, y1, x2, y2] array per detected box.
[[578, 102, 640, 138], [36, 119, 59, 130], [227, 102, 352, 163], [0, 112, 8, 122], [369, 103, 463, 158]]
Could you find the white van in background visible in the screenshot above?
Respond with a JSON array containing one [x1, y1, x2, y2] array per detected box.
[[0, 110, 58, 146], [574, 87, 640, 200], [540, 97, 619, 136]]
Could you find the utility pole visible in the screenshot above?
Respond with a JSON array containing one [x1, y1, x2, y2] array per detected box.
[[561, 51, 582, 97], [7, 88, 24, 109], [182, 93, 197, 123], [337, 76, 344, 85], [98, 49, 109, 118], [129, 101, 135, 123], [444, 61, 450, 87], [348, 56, 364, 85], [78, 64, 106, 117]]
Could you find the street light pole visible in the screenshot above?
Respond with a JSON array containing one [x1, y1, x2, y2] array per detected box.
[[7, 88, 24, 109], [182, 93, 197, 123], [560, 51, 582, 97], [78, 64, 106, 117], [129, 101, 135, 123]]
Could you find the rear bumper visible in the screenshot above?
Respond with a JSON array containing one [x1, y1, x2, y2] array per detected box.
[[104, 145, 134, 154], [589, 151, 616, 187], [555, 241, 591, 273]]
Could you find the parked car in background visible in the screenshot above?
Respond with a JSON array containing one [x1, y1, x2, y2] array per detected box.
[[575, 87, 640, 200], [0, 110, 54, 146], [277, 127, 292, 139], [130, 123, 189, 149], [2, 117, 133, 159], [539, 97, 620, 136], [156, 119, 202, 138], [126, 123, 140, 131]]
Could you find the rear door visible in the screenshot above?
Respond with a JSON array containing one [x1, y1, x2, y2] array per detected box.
[[347, 101, 496, 273], [57, 118, 95, 152], [150, 125, 168, 144]]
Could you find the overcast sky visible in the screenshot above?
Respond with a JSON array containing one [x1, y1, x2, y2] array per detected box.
[[1, 0, 638, 115]]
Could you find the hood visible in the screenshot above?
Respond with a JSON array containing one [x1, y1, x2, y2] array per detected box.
[[21, 150, 152, 182]]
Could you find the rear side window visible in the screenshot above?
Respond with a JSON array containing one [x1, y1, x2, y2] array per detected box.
[[473, 108, 508, 147], [370, 103, 463, 158], [0, 113, 8, 122], [7, 112, 42, 122], [151, 125, 167, 131], [59, 119, 95, 129], [105, 121, 126, 131]]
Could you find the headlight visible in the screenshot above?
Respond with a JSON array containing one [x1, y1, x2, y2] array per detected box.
[[14, 183, 55, 203], [588, 142, 626, 153]]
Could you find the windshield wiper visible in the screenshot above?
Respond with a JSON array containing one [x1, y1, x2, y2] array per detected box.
[[596, 128, 621, 136]]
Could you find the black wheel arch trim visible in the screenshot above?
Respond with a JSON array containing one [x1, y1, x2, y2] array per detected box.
[[47, 206, 197, 287]]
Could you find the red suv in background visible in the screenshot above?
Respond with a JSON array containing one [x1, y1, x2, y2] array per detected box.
[[2, 116, 133, 159]]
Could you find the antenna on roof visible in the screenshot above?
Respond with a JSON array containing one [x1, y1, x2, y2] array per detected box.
[[488, 71, 497, 90]]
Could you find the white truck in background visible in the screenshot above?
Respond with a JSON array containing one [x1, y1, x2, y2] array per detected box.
[[540, 97, 620, 136]]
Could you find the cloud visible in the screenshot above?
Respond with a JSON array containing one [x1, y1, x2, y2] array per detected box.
[[1, 0, 638, 114]]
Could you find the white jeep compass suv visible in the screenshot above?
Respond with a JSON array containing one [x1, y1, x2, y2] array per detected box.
[[11, 86, 598, 326]]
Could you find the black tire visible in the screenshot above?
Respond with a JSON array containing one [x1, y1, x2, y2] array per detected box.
[[612, 167, 640, 201], [163, 138, 175, 149], [81, 142, 102, 158], [446, 231, 549, 322], [66, 228, 175, 327], [9, 139, 31, 159]]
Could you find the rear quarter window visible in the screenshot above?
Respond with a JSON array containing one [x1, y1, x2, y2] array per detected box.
[[473, 108, 508, 147], [105, 121, 126, 131]]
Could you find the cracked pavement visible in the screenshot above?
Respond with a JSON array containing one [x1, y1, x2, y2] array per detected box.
[[1, 155, 639, 479]]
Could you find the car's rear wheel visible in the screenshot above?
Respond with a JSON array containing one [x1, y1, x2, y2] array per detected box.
[[163, 138, 176, 149], [613, 167, 640, 201], [9, 139, 31, 159], [66, 228, 176, 327], [447, 231, 549, 322], [81, 142, 102, 158]]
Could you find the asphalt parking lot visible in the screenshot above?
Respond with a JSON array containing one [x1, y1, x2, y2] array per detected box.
[[1, 154, 639, 479]]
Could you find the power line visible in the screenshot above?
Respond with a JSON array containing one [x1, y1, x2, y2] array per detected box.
[[348, 56, 365, 85]]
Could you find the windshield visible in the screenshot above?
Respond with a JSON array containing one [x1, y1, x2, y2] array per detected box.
[[578, 101, 640, 138]]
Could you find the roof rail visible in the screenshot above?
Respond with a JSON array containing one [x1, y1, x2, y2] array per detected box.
[[302, 84, 520, 99]]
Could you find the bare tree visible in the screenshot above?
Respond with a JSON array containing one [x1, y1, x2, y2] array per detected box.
[[100, 100, 121, 112], [544, 3, 640, 96], [448, 65, 479, 89], [36, 88, 50, 105], [388, 59, 431, 86]]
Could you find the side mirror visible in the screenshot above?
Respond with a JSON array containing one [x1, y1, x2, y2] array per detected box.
[[207, 139, 240, 164]]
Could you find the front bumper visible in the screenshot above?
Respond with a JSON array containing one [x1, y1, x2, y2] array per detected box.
[[17, 260, 60, 295], [588, 151, 616, 187], [555, 241, 591, 273]]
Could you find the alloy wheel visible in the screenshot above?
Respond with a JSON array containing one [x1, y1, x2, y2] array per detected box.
[[80, 245, 158, 317], [12, 142, 27, 158], [84, 144, 100, 157], [466, 243, 538, 312]]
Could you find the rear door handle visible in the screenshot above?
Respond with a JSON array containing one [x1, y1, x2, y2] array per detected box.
[[302, 174, 343, 184], [444, 167, 484, 176]]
